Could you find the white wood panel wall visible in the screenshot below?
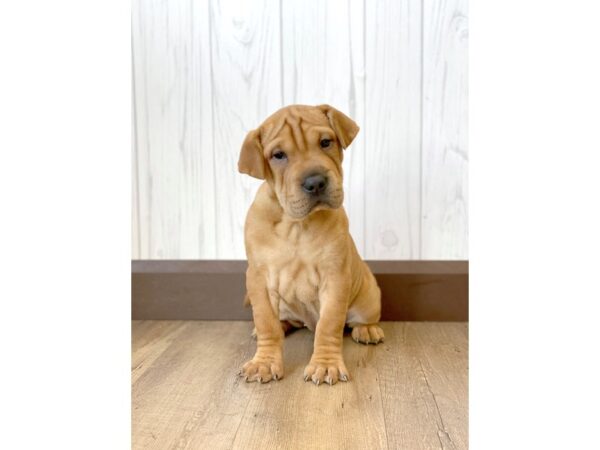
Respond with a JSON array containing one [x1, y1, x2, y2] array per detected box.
[[132, 0, 468, 260]]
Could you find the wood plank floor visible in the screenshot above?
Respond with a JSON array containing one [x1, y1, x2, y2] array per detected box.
[[132, 321, 468, 450]]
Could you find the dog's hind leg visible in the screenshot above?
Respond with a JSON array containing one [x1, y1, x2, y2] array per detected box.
[[346, 267, 385, 345]]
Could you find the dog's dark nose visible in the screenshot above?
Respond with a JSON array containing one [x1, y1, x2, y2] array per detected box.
[[301, 174, 328, 196]]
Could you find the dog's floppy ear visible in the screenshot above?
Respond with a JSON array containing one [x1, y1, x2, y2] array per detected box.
[[317, 104, 360, 149], [238, 128, 266, 179]]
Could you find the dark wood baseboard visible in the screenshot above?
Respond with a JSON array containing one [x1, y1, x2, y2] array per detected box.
[[132, 260, 468, 321]]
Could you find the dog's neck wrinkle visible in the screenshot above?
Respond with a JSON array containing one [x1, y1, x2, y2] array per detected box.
[[273, 206, 337, 241], [274, 219, 304, 244]]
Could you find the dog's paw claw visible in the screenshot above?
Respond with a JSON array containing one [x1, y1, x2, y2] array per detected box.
[[351, 324, 385, 345], [239, 357, 283, 383], [304, 359, 348, 386]]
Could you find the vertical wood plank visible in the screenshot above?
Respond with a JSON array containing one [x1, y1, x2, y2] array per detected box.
[[421, 0, 468, 259], [208, 0, 282, 258], [280, 0, 366, 255], [132, 70, 140, 259], [364, 0, 422, 259], [131, 1, 150, 258], [132, 0, 217, 259], [347, 0, 367, 256]]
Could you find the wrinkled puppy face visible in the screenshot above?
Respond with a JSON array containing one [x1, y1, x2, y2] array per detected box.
[[238, 105, 359, 219]]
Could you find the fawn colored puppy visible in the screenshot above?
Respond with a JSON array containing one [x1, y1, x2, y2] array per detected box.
[[238, 104, 384, 386]]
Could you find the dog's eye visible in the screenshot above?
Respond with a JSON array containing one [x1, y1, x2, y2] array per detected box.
[[320, 139, 331, 149], [272, 151, 287, 160]]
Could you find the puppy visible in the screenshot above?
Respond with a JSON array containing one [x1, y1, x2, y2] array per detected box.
[[238, 104, 384, 386]]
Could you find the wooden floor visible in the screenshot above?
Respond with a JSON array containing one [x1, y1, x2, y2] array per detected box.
[[132, 321, 468, 450]]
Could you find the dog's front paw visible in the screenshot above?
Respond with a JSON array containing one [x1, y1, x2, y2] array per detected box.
[[303, 357, 349, 386], [239, 355, 283, 383], [351, 324, 385, 345]]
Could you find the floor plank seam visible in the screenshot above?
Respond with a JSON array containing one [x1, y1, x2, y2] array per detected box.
[[374, 361, 391, 450], [418, 359, 456, 450], [230, 336, 257, 447], [231, 362, 256, 445]]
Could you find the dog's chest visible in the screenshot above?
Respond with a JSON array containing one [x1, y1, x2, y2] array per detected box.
[[266, 249, 322, 330]]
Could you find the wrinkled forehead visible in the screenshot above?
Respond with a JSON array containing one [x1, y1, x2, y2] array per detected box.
[[259, 106, 334, 153]]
